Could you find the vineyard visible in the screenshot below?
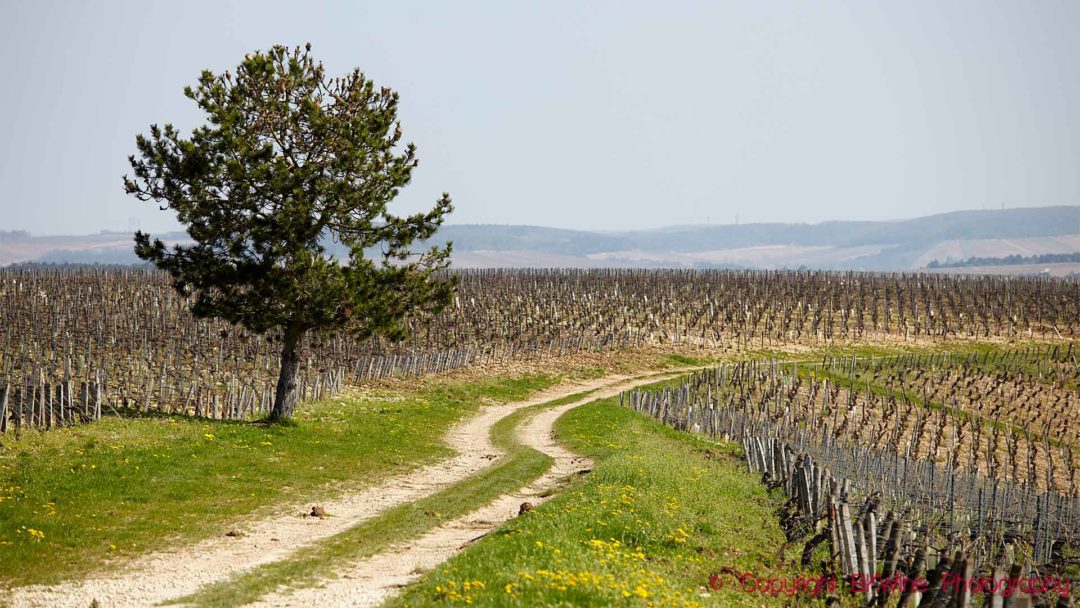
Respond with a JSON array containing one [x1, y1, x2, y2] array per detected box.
[[1, 267, 1079, 433], [622, 347, 1080, 606]]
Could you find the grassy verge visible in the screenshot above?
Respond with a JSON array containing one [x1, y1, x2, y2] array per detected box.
[[388, 397, 805, 607], [0, 374, 561, 587], [170, 388, 602, 607]]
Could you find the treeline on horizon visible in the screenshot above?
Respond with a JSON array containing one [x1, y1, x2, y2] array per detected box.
[[0, 230, 32, 241], [928, 251, 1080, 269]]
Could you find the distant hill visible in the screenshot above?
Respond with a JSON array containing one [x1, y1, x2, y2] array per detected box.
[[3, 206, 1079, 272]]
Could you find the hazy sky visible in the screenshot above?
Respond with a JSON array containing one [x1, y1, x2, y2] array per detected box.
[[1, 1, 1078, 235]]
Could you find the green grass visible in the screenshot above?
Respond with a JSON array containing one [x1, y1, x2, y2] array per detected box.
[[170, 389, 605, 607], [0, 373, 560, 587], [388, 397, 805, 607]]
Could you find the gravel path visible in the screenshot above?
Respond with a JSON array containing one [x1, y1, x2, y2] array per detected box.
[[6, 369, 683, 608]]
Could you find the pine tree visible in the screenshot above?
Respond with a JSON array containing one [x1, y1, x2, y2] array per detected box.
[[125, 44, 455, 420]]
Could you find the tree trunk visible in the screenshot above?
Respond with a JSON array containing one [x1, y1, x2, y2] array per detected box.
[[270, 325, 306, 421]]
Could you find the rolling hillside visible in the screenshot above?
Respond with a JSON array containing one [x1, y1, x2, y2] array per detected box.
[[4, 205, 1078, 272]]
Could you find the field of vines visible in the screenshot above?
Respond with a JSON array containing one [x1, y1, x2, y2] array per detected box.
[[623, 347, 1080, 606], [1, 266, 1078, 433]]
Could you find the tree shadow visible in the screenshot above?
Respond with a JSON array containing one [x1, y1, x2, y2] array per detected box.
[[105, 406, 289, 428]]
